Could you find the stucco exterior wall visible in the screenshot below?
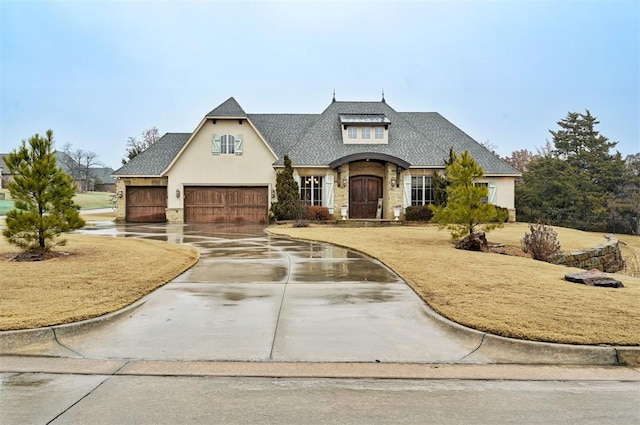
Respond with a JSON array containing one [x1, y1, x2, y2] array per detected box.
[[478, 175, 516, 221], [165, 119, 278, 216]]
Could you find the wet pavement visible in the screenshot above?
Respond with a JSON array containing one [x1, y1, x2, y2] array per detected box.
[[3, 222, 640, 424], [5, 221, 486, 363]]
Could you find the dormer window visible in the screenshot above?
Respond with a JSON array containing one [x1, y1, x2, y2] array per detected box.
[[339, 114, 391, 145]]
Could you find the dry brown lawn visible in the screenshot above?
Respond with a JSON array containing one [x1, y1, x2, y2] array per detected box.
[[270, 223, 640, 346], [0, 223, 199, 330]]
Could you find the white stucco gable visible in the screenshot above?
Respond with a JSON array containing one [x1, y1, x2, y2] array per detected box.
[[163, 117, 278, 210]]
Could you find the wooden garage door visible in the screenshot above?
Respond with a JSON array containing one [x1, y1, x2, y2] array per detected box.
[[126, 187, 167, 223], [184, 187, 268, 224]]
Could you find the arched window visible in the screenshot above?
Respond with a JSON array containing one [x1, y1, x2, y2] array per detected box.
[[220, 135, 235, 154]]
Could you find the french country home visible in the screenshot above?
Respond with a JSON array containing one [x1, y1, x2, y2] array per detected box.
[[112, 95, 519, 223]]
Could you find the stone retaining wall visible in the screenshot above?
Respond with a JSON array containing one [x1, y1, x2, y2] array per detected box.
[[554, 239, 624, 273]]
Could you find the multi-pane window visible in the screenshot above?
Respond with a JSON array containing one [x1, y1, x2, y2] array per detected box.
[[375, 127, 384, 139], [220, 135, 235, 154], [300, 175, 323, 206], [475, 182, 489, 204], [411, 176, 434, 205], [361, 127, 371, 139], [348, 127, 357, 139]]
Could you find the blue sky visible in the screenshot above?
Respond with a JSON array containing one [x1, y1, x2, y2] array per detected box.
[[1, 0, 638, 169]]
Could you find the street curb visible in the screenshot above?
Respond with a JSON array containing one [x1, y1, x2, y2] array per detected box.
[[616, 347, 640, 366], [0, 297, 147, 354]]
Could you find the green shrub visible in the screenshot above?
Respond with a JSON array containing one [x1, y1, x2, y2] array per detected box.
[[405, 205, 433, 222], [494, 206, 510, 223], [306, 205, 330, 221]]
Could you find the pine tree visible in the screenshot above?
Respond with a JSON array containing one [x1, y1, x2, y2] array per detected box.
[[429, 150, 503, 240], [3, 130, 85, 255], [270, 155, 301, 220], [518, 110, 626, 231]]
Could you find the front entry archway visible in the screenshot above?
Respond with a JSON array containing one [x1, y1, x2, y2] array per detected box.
[[349, 175, 382, 218]]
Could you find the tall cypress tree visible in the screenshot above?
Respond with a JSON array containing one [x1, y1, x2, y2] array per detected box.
[[3, 130, 85, 254], [270, 155, 301, 220]]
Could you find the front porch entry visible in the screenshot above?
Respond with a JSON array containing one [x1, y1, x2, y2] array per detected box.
[[349, 175, 382, 218]]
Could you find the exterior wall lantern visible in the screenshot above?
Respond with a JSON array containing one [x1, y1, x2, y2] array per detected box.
[[390, 176, 397, 187], [117, 190, 123, 198], [176, 189, 181, 199]]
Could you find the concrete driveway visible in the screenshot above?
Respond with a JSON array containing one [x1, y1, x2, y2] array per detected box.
[[4, 221, 489, 363]]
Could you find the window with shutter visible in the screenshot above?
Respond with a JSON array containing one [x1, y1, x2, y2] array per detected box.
[[212, 134, 221, 155], [234, 135, 243, 156]]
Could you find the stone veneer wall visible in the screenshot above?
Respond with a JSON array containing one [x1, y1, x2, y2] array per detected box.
[[554, 239, 624, 273], [114, 177, 168, 222]]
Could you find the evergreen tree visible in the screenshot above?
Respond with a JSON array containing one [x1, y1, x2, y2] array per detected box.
[[3, 130, 85, 254], [517, 110, 625, 231], [270, 155, 301, 220], [432, 147, 457, 206], [429, 150, 503, 239], [608, 153, 640, 234]]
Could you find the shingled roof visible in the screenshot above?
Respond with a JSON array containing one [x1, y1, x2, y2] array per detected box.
[[206, 97, 247, 117], [113, 98, 519, 176], [277, 101, 450, 168], [112, 133, 190, 176]]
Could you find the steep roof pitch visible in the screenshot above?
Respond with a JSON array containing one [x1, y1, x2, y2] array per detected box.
[[401, 112, 519, 174], [112, 133, 190, 176], [269, 101, 449, 168], [206, 97, 247, 117], [247, 113, 318, 157], [113, 98, 519, 177]]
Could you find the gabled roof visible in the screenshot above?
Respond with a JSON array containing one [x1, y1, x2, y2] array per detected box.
[[206, 97, 247, 118], [112, 133, 190, 176], [113, 98, 519, 177]]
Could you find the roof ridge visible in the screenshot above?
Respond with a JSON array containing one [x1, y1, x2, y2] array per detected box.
[[206, 97, 247, 117]]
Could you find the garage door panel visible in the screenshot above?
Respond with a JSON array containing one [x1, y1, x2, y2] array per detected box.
[[185, 187, 268, 223], [126, 187, 167, 223]]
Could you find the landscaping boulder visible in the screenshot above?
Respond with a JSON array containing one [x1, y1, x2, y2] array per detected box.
[[564, 269, 624, 288], [455, 231, 488, 252]]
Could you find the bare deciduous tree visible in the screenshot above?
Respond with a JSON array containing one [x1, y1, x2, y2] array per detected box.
[[122, 127, 160, 164], [59, 143, 103, 192]]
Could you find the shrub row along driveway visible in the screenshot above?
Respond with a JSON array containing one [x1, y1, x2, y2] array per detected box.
[[8, 222, 485, 363]]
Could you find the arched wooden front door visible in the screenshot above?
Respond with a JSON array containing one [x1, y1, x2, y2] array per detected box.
[[349, 176, 382, 218]]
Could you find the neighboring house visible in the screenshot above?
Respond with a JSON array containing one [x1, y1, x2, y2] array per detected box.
[[112, 96, 520, 223], [90, 167, 116, 193], [54, 152, 115, 192], [0, 154, 17, 189]]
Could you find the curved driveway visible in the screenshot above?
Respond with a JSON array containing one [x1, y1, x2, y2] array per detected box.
[[20, 222, 488, 363]]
